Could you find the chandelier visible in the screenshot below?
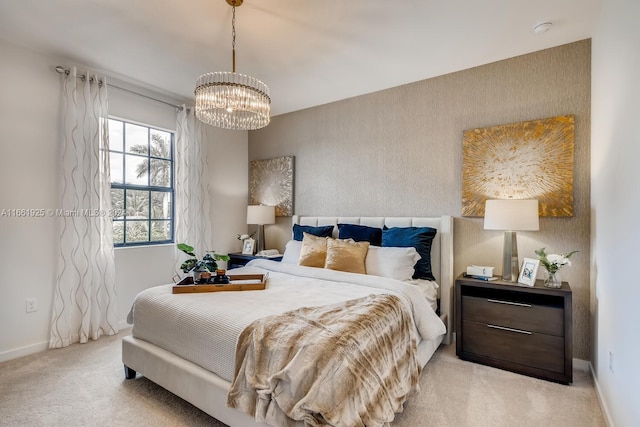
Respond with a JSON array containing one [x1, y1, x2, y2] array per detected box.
[[195, 0, 270, 130]]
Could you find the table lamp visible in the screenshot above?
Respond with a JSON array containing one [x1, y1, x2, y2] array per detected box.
[[247, 205, 276, 253], [484, 199, 539, 282]]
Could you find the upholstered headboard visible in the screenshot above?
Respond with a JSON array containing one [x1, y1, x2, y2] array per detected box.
[[291, 215, 454, 345]]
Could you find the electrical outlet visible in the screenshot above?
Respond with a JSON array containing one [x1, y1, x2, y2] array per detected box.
[[26, 298, 37, 313], [609, 350, 614, 373]]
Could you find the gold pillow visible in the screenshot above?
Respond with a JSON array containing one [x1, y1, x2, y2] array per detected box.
[[325, 238, 370, 274], [298, 233, 328, 268]]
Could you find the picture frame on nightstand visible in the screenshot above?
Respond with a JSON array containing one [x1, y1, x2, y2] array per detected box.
[[242, 238, 255, 255], [518, 257, 540, 286]]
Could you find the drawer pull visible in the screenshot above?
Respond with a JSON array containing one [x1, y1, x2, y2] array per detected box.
[[487, 298, 531, 308], [487, 324, 532, 335]]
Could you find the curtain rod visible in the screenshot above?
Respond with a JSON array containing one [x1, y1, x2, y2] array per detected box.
[[55, 66, 186, 112]]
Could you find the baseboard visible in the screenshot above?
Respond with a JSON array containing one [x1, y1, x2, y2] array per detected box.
[[1, 323, 132, 364], [118, 320, 132, 331], [0, 340, 49, 363], [573, 357, 590, 371], [590, 362, 615, 427]]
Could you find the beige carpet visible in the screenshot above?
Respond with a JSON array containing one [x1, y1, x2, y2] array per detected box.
[[0, 329, 605, 427]]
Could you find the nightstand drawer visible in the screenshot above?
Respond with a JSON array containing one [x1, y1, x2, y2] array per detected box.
[[462, 321, 565, 373], [462, 295, 564, 337]]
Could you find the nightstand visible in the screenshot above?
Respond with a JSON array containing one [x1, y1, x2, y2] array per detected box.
[[455, 274, 572, 384], [228, 252, 283, 269]]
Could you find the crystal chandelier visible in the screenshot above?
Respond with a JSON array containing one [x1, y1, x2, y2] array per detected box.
[[195, 0, 270, 130]]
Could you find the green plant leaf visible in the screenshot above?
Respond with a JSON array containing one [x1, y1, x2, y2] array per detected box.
[[177, 243, 196, 257], [180, 258, 197, 273], [213, 253, 230, 262]]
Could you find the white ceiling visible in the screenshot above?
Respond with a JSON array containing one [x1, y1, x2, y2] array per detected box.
[[0, 0, 601, 116]]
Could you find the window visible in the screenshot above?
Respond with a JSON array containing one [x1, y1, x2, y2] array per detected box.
[[108, 118, 174, 246]]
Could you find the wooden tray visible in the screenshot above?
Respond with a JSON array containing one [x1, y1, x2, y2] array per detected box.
[[172, 273, 266, 294]]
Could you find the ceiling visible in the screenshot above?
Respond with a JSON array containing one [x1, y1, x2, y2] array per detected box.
[[0, 0, 601, 116]]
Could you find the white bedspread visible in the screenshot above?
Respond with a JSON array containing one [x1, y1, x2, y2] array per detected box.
[[128, 259, 445, 382]]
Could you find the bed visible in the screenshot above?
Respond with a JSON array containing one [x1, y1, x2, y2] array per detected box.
[[122, 215, 453, 426]]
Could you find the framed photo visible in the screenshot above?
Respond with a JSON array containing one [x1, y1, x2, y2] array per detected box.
[[242, 238, 255, 255], [518, 258, 540, 286]]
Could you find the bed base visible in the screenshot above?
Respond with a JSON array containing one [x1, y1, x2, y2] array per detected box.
[[122, 332, 443, 427], [123, 335, 266, 426]]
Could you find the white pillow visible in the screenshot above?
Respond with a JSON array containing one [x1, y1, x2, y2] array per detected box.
[[406, 278, 439, 312], [281, 240, 303, 264], [365, 246, 421, 281]]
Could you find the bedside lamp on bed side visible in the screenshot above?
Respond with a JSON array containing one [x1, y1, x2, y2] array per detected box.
[[484, 199, 539, 282], [247, 205, 276, 254]]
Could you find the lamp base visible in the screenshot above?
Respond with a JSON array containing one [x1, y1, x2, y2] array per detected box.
[[255, 224, 266, 254], [502, 231, 520, 282]]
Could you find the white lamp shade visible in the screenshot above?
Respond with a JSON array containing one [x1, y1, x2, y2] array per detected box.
[[247, 205, 276, 225], [484, 199, 539, 231]]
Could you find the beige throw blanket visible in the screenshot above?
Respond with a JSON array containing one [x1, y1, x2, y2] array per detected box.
[[227, 294, 421, 427]]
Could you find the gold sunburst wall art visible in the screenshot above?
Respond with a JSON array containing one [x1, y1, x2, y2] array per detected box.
[[249, 156, 294, 217], [462, 115, 575, 217]]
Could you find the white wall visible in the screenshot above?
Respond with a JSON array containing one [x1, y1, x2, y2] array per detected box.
[[591, 0, 640, 425], [205, 125, 250, 258], [0, 38, 248, 361], [0, 38, 60, 360]]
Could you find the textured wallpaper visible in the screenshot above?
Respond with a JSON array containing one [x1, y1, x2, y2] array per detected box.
[[249, 40, 591, 360]]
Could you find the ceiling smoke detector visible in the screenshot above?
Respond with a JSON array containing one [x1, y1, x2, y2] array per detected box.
[[533, 22, 553, 33]]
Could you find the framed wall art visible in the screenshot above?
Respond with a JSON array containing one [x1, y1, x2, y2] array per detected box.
[[249, 156, 294, 217], [462, 115, 575, 217]]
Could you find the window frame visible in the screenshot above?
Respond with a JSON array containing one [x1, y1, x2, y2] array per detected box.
[[108, 117, 175, 248]]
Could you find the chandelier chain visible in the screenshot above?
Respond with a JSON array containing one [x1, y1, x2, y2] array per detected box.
[[231, 6, 236, 72], [232, 6, 236, 52]]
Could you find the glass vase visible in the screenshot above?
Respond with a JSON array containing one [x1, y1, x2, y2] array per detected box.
[[544, 270, 562, 288]]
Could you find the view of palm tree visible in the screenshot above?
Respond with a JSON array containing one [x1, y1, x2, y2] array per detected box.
[[129, 131, 171, 187]]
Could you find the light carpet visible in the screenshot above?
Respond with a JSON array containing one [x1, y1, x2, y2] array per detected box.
[[0, 329, 605, 427]]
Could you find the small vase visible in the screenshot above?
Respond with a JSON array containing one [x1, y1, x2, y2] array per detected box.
[[544, 270, 562, 288]]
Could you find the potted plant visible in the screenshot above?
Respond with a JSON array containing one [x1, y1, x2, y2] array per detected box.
[[177, 243, 230, 283]]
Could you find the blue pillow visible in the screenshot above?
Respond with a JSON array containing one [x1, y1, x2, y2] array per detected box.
[[337, 223, 382, 245], [382, 226, 437, 281], [292, 224, 334, 241]]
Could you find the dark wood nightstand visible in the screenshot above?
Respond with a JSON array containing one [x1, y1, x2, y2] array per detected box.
[[455, 274, 573, 384], [228, 252, 283, 269]]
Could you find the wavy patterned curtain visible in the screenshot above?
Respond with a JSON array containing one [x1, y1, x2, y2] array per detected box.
[[50, 67, 118, 348], [174, 106, 212, 273]]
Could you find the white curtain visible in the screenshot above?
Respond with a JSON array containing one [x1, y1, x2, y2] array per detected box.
[[174, 106, 213, 273], [50, 67, 118, 348]]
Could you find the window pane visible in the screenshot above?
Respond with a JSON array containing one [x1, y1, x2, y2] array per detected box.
[[150, 159, 171, 187], [125, 154, 148, 185], [151, 191, 172, 219], [113, 220, 124, 245], [125, 123, 148, 154], [150, 129, 171, 159], [111, 188, 124, 213], [110, 152, 123, 184], [126, 190, 149, 218], [108, 118, 173, 247], [108, 119, 123, 152], [151, 220, 171, 241], [126, 221, 149, 243]]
